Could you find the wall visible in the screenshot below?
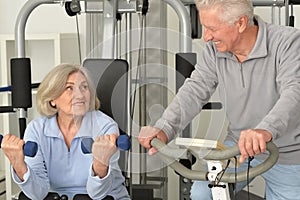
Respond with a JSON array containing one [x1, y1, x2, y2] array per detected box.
[[0, 1, 87, 59], [0, 1, 76, 34]]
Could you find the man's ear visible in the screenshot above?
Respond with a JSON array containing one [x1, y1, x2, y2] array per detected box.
[[237, 15, 248, 33]]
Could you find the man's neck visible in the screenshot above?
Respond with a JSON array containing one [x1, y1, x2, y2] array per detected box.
[[233, 24, 259, 63]]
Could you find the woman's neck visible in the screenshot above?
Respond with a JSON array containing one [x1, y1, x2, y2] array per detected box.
[[57, 114, 83, 150]]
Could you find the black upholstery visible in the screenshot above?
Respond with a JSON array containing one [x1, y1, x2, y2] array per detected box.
[[19, 192, 61, 200], [83, 58, 129, 135], [83, 58, 130, 175], [19, 191, 114, 200]]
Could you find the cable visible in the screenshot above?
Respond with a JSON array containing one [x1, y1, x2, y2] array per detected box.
[[213, 157, 239, 199], [128, 1, 149, 124], [232, 156, 238, 200], [215, 159, 231, 185], [75, 14, 82, 64], [130, 14, 145, 122], [247, 156, 254, 200]]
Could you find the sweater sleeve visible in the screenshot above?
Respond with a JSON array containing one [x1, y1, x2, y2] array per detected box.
[[12, 122, 50, 200], [256, 29, 300, 139], [86, 111, 130, 199], [155, 43, 219, 141]]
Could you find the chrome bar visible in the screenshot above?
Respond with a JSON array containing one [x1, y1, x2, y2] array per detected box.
[[181, 0, 285, 6], [162, 0, 192, 52]]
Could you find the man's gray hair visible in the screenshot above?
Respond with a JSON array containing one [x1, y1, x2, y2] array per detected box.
[[195, 0, 254, 26]]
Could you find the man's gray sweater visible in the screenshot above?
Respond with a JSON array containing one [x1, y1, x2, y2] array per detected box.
[[155, 16, 300, 164]]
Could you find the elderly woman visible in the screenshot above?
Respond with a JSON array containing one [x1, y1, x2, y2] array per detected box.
[[1, 64, 130, 200]]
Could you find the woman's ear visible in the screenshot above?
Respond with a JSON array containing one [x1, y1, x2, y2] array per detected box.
[[50, 100, 56, 108]]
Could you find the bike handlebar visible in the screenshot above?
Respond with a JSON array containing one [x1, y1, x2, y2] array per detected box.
[[150, 138, 279, 183]]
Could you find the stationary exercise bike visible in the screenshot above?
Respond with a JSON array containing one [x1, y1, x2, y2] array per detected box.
[[151, 137, 279, 200]]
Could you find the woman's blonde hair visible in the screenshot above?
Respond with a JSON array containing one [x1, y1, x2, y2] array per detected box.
[[195, 0, 254, 26], [36, 63, 100, 117]]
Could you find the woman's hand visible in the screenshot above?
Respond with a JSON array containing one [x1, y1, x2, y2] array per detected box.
[[238, 129, 273, 163], [1, 134, 27, 180], [92, 133, 118, 178], [138, 126, 168, 155]]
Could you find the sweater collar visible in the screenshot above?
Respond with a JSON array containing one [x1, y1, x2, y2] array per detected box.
[[45, 112, 92, 138]]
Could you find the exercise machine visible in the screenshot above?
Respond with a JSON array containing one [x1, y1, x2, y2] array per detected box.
[[151, 137, 279, 200]]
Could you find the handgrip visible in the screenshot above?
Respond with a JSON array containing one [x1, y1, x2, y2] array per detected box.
[[81, 134, 131, 154], [151, 138, 279, 183], [0, 134, 38, 157]]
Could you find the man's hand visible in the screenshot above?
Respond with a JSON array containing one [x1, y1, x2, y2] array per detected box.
[[238, 129, 272, 163], [138, 126, 168, 155]]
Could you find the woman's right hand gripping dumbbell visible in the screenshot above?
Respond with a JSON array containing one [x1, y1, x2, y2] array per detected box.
[[1, 134, 28, 181]]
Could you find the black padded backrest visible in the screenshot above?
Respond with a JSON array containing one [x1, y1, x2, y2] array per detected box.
[[83, 59, 128, 134]]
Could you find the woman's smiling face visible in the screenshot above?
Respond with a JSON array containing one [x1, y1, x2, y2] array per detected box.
[[52, 72, 91, 118]]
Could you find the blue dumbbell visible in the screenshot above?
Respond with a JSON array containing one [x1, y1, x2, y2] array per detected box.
[[0, 135, 38, 157], [81, 134, 131, 154]]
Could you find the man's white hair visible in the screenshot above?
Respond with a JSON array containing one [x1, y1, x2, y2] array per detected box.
[[195, 0, 254, 26]]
